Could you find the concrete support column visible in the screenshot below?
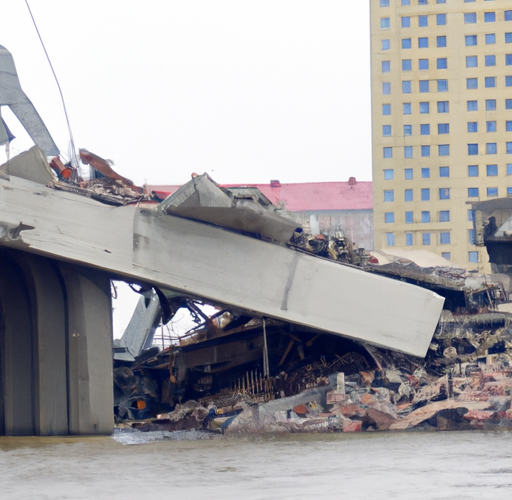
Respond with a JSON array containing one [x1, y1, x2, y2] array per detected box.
[[58, 263, 113, 435], [0, 250, 35, 435], [0, 249, 114, 436], [20, 253, 68, 435]]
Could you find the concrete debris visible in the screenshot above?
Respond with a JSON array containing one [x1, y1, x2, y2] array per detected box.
[[114, 290, 512, 434]]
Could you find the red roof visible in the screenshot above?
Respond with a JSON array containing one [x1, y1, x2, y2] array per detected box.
[[147, 178, 373, 212]]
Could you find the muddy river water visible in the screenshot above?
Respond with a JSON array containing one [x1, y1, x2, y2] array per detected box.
[[1, 430, 511, 500]]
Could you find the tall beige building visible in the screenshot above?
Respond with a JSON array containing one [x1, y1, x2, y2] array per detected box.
[[371, 0, 512, 270]]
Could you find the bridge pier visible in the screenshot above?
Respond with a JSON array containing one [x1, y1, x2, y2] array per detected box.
[[0, 249, 113, 435]]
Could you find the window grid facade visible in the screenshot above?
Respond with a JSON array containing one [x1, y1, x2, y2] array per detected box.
[[371, 0, 512, 269]]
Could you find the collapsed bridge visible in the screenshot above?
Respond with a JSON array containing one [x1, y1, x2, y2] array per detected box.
[[0, 147, 444, 436]]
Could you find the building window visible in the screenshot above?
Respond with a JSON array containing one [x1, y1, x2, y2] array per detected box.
[[468, 251, 478, 263], [468, 122, 478, 133], [507, 99, 512, 109], [404, 146, 413, 158], [508, 187, 512, 195], [384, 169, 394, 180], [404, 188, 413, 201], [506, 76, 512, 87], [421, 167, 430, 178], [507, 33, 512, 44], [402, 59, 412, 71], [386, 233, 395, 246], [508, 164, 512, 175], [437, 101, 449, 113], [437, 14, 446, 26], [506, 54, 512, 65], [439, 188, 450, 200], [383, 125, 392, 136], [485, 55, 496, 67], [487, 187, 498, 197], [405, 169, 413, 180], [467, 100, 478, 111], [382, 61, 390, 72], [403, 103, 412, 115], [405, 233, 413, 246], [437, 58, 447, 69], [423, 233, 431, 245], [384, 189, 394, 202], [405, 211, 413, 224], [441, 252, 451, 261], [383, 147, 393, 158], [419, 15, 428, 27], [466, 56, 478, 68], [382, 82, 391, 94], [487, 121, 497, 132], [382, 39, 390, 50], [484, 12, 496, 23], [487, 164, 498, 176], [420, 102, 430, 114], [437, 123, 448, 134], [421, 145, 430, 157], [439, 166, 450, 177], [468, 143, 479, 155], [507, 10, 512, 21], [507, 142, 512, 154], [404, 124, 412, 136], [402, 0, 410, 5], [421, 124, 430, 135], [385, 212, 395, 223], [468, 187, 479, 197], [468, 165, 479, 177], [437, 0, 445, 3], [486, 34, 496, 45], [507, 121, 512, 132], [469, 229, 475, 245], [419, 59, 429, 70], [419, 37, 429, 48], [486, 99, 496, 111], [468, 210, 475, 221], [381, 18, 390, 29], [465, 35, 477, 46], [421, 189, 430, 201], [486, 143, 497, 154], [485, 76, 497, 88], [437, 80, 448, 92], [402, 17, 411, 28], [402, 81, 412, 93], [440, 232, 450, 244], [437, 36, 446, 48], [421, 211, 430, 223], [382, 104, 391, 115], [465, 13, 477, 24], [439, 144, 449, 156], [467, 78, 478, 89], [419, 80, 429, 93], [402, 38, 411, 49], [380, 0, 390, 6], [439, 210, 450, 222]]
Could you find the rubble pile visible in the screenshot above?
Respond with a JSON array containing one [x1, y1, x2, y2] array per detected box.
[[114, 303, 512, 434]]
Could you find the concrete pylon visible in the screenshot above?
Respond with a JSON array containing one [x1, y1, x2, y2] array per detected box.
[[0, 249, 113, 436]]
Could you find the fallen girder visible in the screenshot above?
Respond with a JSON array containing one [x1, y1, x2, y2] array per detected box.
[[0, 149, 444, 357]]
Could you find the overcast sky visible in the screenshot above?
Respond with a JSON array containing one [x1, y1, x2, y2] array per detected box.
[[1, 0, 371, 187]]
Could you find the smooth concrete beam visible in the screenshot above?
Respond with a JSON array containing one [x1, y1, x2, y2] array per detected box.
[[59, 263, 114, 435], [21, 254, 68, 435], [0, 250, 35, 435]]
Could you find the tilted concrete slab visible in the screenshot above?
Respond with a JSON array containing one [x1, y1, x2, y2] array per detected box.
[[0, 171, 444, 357]]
